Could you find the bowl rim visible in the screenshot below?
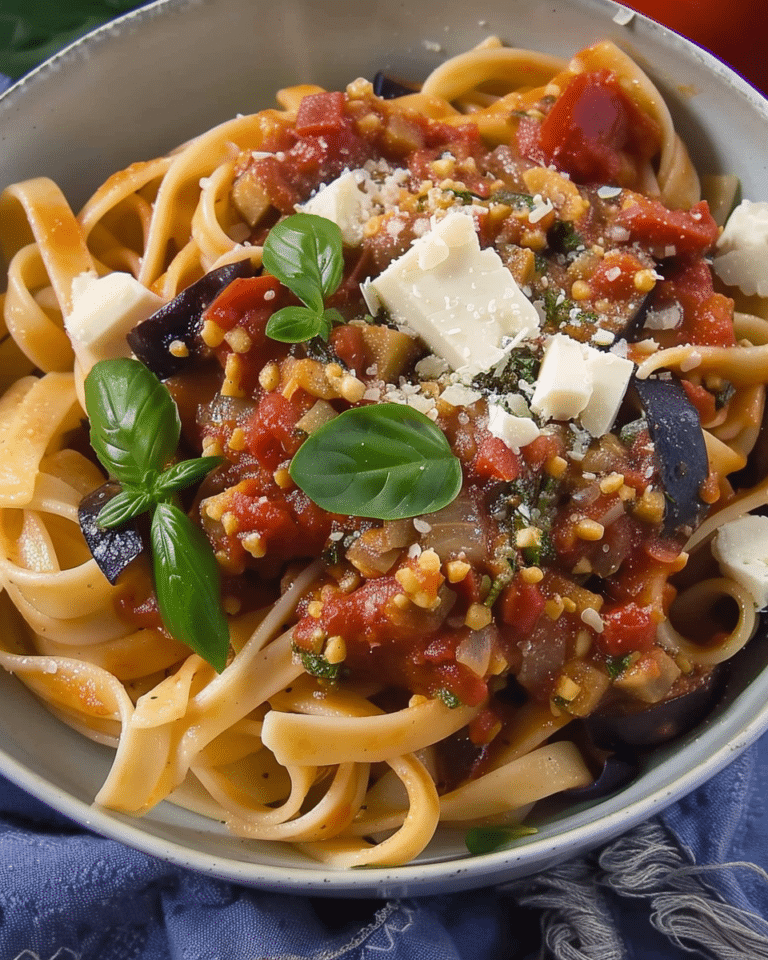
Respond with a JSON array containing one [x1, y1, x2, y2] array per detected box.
[[1, 0, 767, 896]]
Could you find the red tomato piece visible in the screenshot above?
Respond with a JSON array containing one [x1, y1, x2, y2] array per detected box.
[[616, 195, 719, 254], [680, 379, 718, 423], [473, 436, 521, 482], [204, 275, 282, 332], [534, 70, 661, 184], [656, 258, 735, 347], [599, 601, 657, 655], [295, 91, 346, 135], [589, 250, 649, 299], [499, 580, 545, 634], [329, 323, 367, 375]]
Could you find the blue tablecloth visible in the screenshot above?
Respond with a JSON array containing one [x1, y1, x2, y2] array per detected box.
[[1, 732, 768, 959]]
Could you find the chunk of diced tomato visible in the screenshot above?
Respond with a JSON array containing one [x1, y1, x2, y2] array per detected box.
[[499, 580, 545, 634], [598, 601, 657, 655], [474, 436, 521, 482], [616, 195, 719, 255], [295, 91, 346, 135]]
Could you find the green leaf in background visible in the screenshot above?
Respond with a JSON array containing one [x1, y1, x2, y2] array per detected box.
[[150, 503, 230, 674], [0, 1, 150, 80], [289, 403, 463, 520]]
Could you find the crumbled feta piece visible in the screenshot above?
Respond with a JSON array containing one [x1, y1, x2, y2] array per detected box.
[[440, 383, 483, 407], [579, 348, 635, 437], [531, 333, 634, 436], [298, 169, 374, 246], [712, 514, 768, 609], [65, 271, 164, 373], [531, 334, 591, 422], [487, 402, 541, 452], [362, 210, 540, 376], [713, 200, 768, 296]]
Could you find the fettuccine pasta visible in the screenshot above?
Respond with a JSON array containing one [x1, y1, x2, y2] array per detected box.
[[1, 38, 766, 868]]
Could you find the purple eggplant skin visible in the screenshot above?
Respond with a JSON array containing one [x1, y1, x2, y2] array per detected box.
[[372, 72, 419, 99], [564, 751, 640, 801], [630, 374, 709, 534], [78, 482, 144, 584], [127, 260, 256, 380], [584, 666, 724, 751]]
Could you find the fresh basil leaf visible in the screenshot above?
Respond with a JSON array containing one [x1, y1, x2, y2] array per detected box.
[[265, 305, 332, 343], [153, 456, 223, 498], [262, 213, 343, 313], [150, 503, 229, 673], [85, 358, 180, 487], [96, 488, 154, 529], [289, 403, 462, 520], [322, 307, 345, 327], [465, 824, 538, 855]]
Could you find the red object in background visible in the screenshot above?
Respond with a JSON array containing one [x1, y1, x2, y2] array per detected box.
[[623, 1, 766, 95]]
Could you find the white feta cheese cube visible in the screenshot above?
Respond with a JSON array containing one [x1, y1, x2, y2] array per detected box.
[[65, 271, 165, 372], [713, 200, 768, 297], [362, 210, 540, 376], [487, 402, 541, 452], [298, 170, 373, 246], [530, 334, 591, 422], [579, 348, 635, 437], [712, 514, 768, 609]]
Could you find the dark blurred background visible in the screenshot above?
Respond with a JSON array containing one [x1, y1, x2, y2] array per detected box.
[[0, 0, 765, 95]]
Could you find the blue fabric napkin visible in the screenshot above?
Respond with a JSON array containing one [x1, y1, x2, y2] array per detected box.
[[1, 733, 768, 960]]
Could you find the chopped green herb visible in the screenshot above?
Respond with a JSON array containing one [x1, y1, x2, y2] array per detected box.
[[542, 288, 599, 330], [606, 653, 633, 680], [714, 381, 736, 410], [296, 647, 340, 680], [472, 347, 540, 395], [548, 220, 585, 254], [489, 189, 535, 209], [445, 187, 484, 204], [465, 824, 538, 855], [484, 563, 515, 607], [436, 687, 462, 709]]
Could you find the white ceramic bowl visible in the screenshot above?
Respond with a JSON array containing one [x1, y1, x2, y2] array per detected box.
[[1, 0, 768, 897]]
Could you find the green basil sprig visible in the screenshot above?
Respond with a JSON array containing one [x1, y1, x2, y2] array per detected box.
[[262, 212, 345, 342], [84, 357, 229, 672], [289, 403, 463, 520]]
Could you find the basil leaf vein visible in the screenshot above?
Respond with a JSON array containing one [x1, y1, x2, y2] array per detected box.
[[266, 305, 332, 344], [151, 503, 229, 674], [85, 357, 180, 485], [289, 403, 463, 520]]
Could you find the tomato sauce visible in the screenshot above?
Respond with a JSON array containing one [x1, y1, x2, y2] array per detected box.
[[120, 68, 733, 734]]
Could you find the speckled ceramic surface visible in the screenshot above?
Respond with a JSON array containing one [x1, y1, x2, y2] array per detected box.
[[1, 0, 767, 896]]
